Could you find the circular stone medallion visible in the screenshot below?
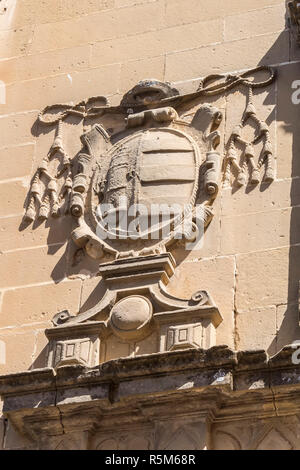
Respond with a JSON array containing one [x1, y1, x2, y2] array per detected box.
[[109, 296, 153, 341]]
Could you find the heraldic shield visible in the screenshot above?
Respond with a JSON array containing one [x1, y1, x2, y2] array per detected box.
[[74, 105, 221, 260], [88, 125, 203, 256]]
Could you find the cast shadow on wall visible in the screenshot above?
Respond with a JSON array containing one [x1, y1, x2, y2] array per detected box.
[[258, 25, 300, 354]]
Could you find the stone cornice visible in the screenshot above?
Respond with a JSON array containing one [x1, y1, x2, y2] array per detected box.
[[1, 345, 300, 443]]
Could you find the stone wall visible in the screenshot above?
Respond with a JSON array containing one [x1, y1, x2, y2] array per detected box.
[[0, 0, 298, 450]]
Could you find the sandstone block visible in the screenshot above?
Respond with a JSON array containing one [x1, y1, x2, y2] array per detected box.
[[276, 62, 300, 179], [31, 328, 50, 370], [0, 243, 67, 288], [0, 144, 34, 181], [0, 180, 28, 218], [0, 280, 82, 328], [79, 276, 106, 314], [31, 1, 165, 54], [120, 57, 165, 93], [220, 179, 300, 217], [0, 45, 91, 84], [236, 246, 300, 310], [3, 421, 31, 450], [236, 306, 277, 354], [220, 208, 300, 256], [57, 0, 114, 21], [2, 64, 120, 115], [0, 329, 35, 375], [0, 112, 37, 148], [165, 31, 289, 81], [167, 257, 235, 348], [165, 0, 284, 27], [0, 26, 35, 59], [115, 0, 156, 6], [0, 215, 73, 252], [276, 304, 300, 353], [224, 4, 287, 42], [91, 19, 223, 67], [0, 0, 114, 31]]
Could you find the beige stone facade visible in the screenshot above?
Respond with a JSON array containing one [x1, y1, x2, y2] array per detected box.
[[0, 0, 300, 450]]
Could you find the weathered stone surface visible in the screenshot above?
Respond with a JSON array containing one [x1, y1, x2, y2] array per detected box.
[[224, 4, 287, 42], [213, 415, 300, 450], [0, 44, 91, 84], [31, 329, 50, 370], [0, 144, 34, 181], [3, 421, 31, 450], [167, 257, 235, 348], [1, 64, 120, 114], [0, 180, 29, 217], [30, 2, 165, 53], [220, 179, 300, 217], [165, 32, 289, 80], [2, 347, 300, 449], [220, 208, 300, 256], [276, 62, 300, 179], [276, 303, 300, 353], [0, 112, 37, 148], [236, 306, 277, 355], [165, 0, 284, 27], [0, 215, 73, 251], [0, 244, 67, 288], [0, 26, 35, 59], [0, 413, 4, 451], [236, 246, 300, 310], [79, 276, 110, 314], [120, 56, 165, 93], [0, 280, 81, 328], [0, 329, 36, 375], [0, 0, 115, 31], [91, 19, 223, 67]]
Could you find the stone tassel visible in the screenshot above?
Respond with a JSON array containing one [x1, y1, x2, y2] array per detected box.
[[245, 143, 260, 184], [39, 193, 50, 220], [25, 172, 41, 222], [263, 138, 274, 183], [48, 179, 59, 217]]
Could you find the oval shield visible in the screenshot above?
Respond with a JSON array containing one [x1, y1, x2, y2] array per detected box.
[[89, 126, 201, 256]]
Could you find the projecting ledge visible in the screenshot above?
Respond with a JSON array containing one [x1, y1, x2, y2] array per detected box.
[[1, 345, 300, 444]]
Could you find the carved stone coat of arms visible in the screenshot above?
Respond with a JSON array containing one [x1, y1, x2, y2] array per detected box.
[[23, 68, 276, 368]]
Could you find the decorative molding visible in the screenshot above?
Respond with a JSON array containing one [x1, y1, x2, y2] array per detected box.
[[2, 345, 300, 448], [45, 254, 222, 367]]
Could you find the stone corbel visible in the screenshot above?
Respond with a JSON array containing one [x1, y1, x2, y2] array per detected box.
[[45, 254, 222, 368], [46, 321, 107, 369]]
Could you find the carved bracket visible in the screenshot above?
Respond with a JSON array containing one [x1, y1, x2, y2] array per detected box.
[[45, 254, 222, 368]]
